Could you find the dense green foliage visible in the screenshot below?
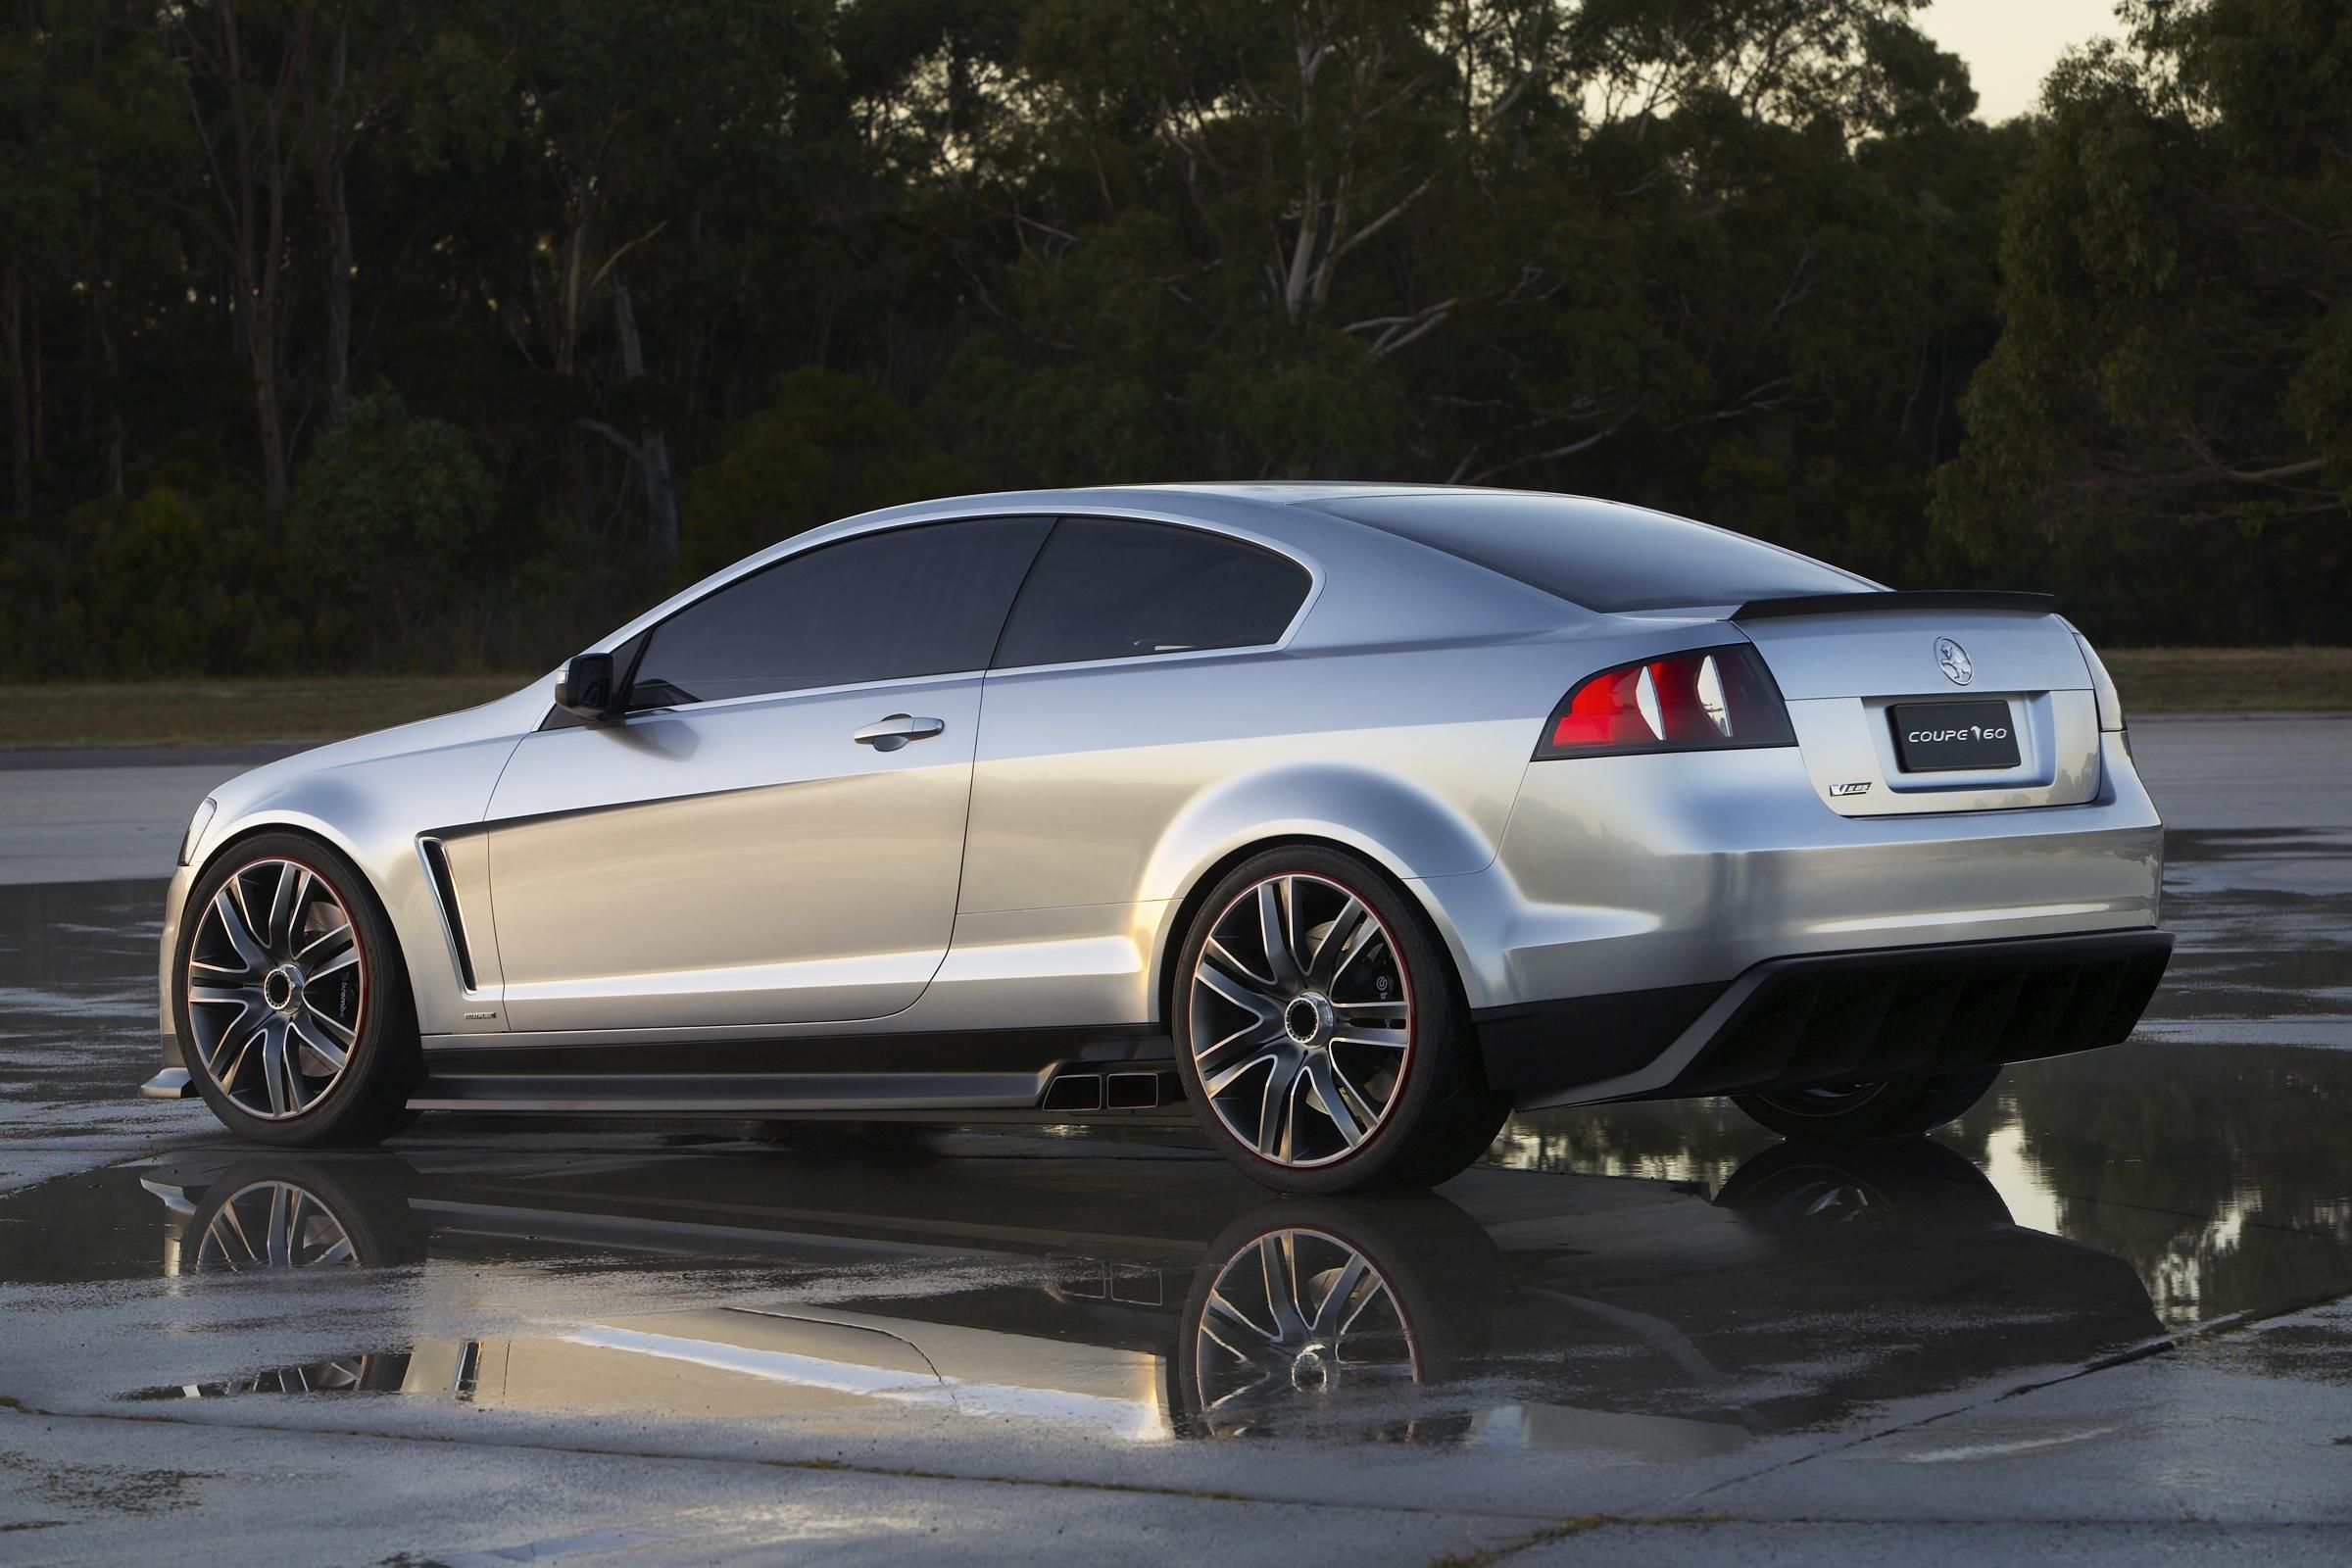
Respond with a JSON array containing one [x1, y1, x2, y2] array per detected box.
[[1933, 0, 2352, 644], [0, 0, 2343, 677]]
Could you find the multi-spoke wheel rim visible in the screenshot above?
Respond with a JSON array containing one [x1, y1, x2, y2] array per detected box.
[[237, 1356, 385, 1395], [1190, 1225, 1419, 1437], [184, 858, 367, 1120], [191, 1179, 364, 1271], [1189, 872, 1413, 1169]]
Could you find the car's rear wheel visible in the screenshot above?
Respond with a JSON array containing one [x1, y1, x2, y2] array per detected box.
[[175, 832, 421, 1147], [1172, 847, 1512, 1194], [1712, 1137, 2013, 1229], [1733, 1066, 2000, 1144], [1173, 1196, 1506, 1441]]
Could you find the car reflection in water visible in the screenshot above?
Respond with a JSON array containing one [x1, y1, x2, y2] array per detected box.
[[132, 1136, 2163, 1453]]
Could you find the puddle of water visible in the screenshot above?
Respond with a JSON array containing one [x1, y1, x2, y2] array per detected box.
[[0, 878, 171, 1113], [1, 1135, 2175, 1454], [388, 1528, 669, 1568], [4, 809, 2350, 1454], [1502, 1042, 2352, 1328]]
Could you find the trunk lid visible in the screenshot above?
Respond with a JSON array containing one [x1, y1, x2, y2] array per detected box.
[[1731, 596, 2101, 817]]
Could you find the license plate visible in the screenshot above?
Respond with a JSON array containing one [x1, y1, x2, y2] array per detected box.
[[1888, 700, 2020, 772]]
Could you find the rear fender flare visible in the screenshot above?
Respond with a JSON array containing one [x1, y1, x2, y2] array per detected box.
[[1138, 763, 1498, 1022]]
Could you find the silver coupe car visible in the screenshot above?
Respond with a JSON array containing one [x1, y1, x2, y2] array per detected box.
[[143, 484, 2171, 1193]]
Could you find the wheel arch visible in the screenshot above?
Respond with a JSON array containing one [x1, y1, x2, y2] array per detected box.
[[1135, 761, 1499, 1030], [1149, 831, 1475, 1037], [188, 809, 374, 892], [172, 814, 425, 1045]]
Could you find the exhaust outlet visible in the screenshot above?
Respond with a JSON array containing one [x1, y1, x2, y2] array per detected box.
[[1105, 1071, 1160, 1109]]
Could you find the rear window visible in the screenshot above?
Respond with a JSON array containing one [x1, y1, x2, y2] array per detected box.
[[1309, 493, 1871, 612]]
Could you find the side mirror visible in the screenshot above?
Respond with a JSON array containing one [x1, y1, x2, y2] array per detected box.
[[554, 653, 617, 720]]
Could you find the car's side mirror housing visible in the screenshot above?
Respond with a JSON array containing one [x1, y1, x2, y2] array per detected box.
[[554, 652, 618, 720]]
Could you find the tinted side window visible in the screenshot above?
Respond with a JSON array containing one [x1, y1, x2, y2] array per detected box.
[[627, 517, 1051, 709], [992, 519, 1310, 668]]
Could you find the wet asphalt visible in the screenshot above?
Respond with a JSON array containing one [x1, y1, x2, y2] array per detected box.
[[0, 717, 2348, 1565]]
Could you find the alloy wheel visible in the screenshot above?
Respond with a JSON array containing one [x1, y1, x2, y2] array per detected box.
[[185, 858, 368, 1120], [231, 1356, 391, 1395], [1188, 872, 1414, 1168], [190, 1178, 364, 1271], [1189, 1225, 1418, 1437]]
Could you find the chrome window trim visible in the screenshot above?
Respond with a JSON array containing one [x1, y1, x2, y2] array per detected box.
[[589, 506, 1327, 710], [604, 664, 986, 724], [979, 637, 1305, 682]]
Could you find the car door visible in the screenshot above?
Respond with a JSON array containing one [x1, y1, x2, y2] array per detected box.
[[958, 516, 1316, 916], [483, 516, 1052, 1034]]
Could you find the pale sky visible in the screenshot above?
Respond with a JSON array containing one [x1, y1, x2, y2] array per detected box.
[[1918, 0, 2133, 122]]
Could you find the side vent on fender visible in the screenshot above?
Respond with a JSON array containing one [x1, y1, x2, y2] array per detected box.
[[417, 837, 479, 992]]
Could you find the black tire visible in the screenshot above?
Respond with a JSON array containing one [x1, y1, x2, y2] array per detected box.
[[174, 831, 422, 1148], [1170, 845, 1512, 1195], [1732, 1066, 2001, 1144], [1714, 1137, 2013, 1231]]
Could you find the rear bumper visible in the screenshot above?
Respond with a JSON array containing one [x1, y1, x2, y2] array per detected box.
[[1413, 730, 2163, 1014], [1482, 928, 2173, 1107]]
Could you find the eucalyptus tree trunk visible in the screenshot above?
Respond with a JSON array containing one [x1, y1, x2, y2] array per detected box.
[[611, 274, 679, 560], [174, 0, 308, 510], [3, 264, 25, 517], [318, 10, 354, 423]]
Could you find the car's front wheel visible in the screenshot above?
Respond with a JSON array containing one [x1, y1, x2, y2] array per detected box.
[[174, 832, 421, 1147], [1171, 847, 1512, 1195], [1733, 1066, 2000, 1143]]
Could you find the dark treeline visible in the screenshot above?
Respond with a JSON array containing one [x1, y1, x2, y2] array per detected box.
[[2, 0, 2346, 678]]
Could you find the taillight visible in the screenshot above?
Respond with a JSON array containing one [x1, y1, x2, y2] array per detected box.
[[2073, 632, 2126, 732], [1536, 645, 1793, 760]]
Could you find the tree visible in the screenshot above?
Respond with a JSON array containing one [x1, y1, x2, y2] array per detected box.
[[2, 1, 192, 515], [938, 0, 1997, 595], [291, 386, 495, 656], [466, 0, 841, 561], [162, 0, 326, 510], [1932, 0, 2352, 641], [4, 0, 2342, 673], [680, 367, 966, 578]]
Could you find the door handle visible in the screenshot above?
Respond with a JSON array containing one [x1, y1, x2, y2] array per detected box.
[[853, 713, 946, 752]]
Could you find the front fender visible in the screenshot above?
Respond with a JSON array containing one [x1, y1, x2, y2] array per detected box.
[[158, 733, 526, 1048]]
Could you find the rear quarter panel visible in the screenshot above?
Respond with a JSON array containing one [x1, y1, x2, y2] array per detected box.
[[955, 618, 1749, 1027]]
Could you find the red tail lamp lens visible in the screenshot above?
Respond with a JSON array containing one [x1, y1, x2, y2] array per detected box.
[[1537, 646, 1793, 759]]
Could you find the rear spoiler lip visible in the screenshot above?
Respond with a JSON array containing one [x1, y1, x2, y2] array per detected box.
[[1731, 590, 2059, 621]]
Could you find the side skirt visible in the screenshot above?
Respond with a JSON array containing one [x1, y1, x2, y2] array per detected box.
[[410, 1025, 1184, 1118]]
